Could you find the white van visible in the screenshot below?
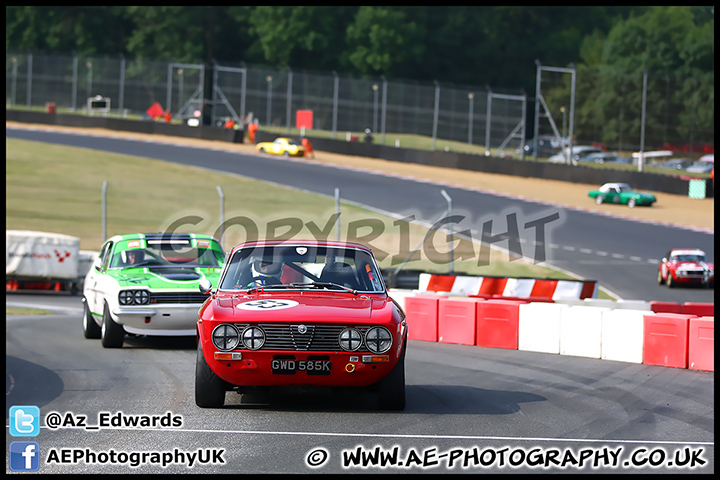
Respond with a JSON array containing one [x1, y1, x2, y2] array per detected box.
[[548, 146, 604, 164]]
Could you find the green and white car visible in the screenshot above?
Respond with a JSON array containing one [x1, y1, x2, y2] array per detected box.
[[82, 233, 225, 348], [588, 182, 657, 208]]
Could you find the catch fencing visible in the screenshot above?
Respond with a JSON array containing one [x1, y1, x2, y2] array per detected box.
[[6, 51, 713, 155], [6, 51, 526, 154]]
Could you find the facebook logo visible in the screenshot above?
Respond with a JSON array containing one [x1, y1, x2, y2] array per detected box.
[[9, 442, 41, 472], [9, 405, 40, 437]]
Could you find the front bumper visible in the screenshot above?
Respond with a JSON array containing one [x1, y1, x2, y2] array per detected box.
[[205, 348, 399, 388], [111, 304, 201, 336]]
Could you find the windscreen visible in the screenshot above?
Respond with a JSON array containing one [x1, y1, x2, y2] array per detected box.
[[218, 245, 384, 292], [109, 238, 224, 269]]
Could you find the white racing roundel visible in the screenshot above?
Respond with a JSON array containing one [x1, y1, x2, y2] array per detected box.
[[237, 299, 299, 311]]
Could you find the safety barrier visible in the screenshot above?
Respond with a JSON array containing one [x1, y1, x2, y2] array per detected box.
[[391, 288, 714, 372], [417, 273, 597, 300], [689, 317, 714, 372]]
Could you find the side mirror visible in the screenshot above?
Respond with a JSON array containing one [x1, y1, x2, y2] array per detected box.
[[199, 278, 213, 294]]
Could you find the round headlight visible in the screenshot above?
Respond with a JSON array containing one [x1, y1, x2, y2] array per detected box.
[[119, 290, 134, 305], [212, 324, 240, 351], [133, 290, 149, 305], [339, 328, 362, 351], [365, 326, 392, 354], [242, 326, 265, 350]]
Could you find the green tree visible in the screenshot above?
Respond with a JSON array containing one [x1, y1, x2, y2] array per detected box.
[[344, 6, 425, 77], [6, 6, 131, 55]]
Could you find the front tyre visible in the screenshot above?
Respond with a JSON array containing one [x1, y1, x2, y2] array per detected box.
[[657, 269, 665, 285], [195, 343, 227, 408], [101, 302, 125, 348], [83, 298, 101, 339], [375, 340, 406, 411], [627, 198, 637, 208], [595, 196, 603, 205]]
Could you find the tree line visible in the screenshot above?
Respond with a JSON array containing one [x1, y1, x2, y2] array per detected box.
[[6, 6, 714, 147]]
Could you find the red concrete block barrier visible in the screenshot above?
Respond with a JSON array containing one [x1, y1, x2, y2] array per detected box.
[[682, 302, 714, 317], [476, 299, 527, 350], [688, 317, 714, 372], [650, 301, 683, 314], [404, 294, 446, 342], [438, 297, 484, 345], [643, 313, 691, 369]]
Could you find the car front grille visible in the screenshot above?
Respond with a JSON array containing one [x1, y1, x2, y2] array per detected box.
[[236, 323, 373, 352], [149, 292, 209, 304]]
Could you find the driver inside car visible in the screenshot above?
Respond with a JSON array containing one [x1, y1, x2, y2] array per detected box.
[[248, 258, 284, 287]]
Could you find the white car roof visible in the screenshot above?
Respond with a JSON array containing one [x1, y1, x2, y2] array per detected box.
[[599, 183, 631, 191], [670, 248, 705, 256]]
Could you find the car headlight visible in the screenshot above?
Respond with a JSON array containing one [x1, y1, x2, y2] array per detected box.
[[339, 328, 362, 351], [241, 326, 265, 350], [119, 289, 149, 305], [212, 324, 240, 351], [365, 326, 392, 354]]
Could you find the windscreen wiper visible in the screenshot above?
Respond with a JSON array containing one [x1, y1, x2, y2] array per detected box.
[[290, 282, 358, 295]]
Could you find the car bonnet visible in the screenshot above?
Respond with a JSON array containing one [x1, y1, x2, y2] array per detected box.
[[218, 292, 390, 324]]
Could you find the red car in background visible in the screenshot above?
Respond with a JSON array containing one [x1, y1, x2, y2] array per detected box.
[[658, 248, 714, 288], [195, 241, 407, 410]]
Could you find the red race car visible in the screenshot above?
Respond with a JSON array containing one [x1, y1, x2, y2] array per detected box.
[[658, 248, 714, 288], [195, 241, 407, 410]]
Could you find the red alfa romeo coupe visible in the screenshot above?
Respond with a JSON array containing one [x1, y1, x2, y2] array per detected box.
[[195, 241, 407, 410]]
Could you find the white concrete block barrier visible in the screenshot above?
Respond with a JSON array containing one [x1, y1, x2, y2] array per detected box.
[[601, 309, 649, 364], [517, 302, 567, 354]]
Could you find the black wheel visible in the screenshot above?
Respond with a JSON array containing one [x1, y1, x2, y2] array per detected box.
[[375, 340, 406, 411], [101, 302, 125, 348], [195, 343, 227, 408], [657, 269, 665, 285], [259, 147, 265, 153], [82, 298, 101, 339], [667, 274, 675, 288]]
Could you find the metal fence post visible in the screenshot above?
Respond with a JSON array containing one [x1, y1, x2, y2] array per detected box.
[[432, 80, 440, 150], [332, 71, 338, 139], [286, 67, 293, 134]]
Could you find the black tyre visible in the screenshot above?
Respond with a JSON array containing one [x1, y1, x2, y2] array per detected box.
[[195, 343, 227, 408], [101, 302, 125, 348], [375, 340, 406, 411], [82, 299, 101, 339], [667, 274, 675, 288]]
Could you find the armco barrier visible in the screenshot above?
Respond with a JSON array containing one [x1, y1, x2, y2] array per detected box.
[[601, 309, 649, 364], [404, 294, 446, 342], [682, 302, 714, 317], [476, 299, 526, 350], [559, 306, 609, 359], [518, 302, 568, 354], [688, 317, 714, 372], [438, 297, 483, 345], [643, 313, 691, 369]]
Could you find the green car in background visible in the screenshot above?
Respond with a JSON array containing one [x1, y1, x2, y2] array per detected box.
[[82, 233, 225, 348], [588, 183, 657, 208]]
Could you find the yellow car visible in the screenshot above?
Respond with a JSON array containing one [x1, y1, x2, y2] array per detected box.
[[256, 137, 305, 157]]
